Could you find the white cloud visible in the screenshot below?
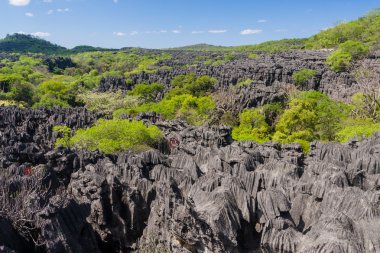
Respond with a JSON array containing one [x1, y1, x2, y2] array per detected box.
[[192, 31, 204, 34], [208, 30, 227, 34], [172, 30, 181, 34], [57, 8, 70, 12], [130, 31, 138, 36], [31, 32, 51, 37], [257, 19, 267, 23], [160, 30, 168, 33], [47, 9, 54, 14], [274, 29, 288, 32], [25, 12, 34, 17], [113, 32, 126, 36], [240, 29, 262, 35], [9, 0, 30, 6]]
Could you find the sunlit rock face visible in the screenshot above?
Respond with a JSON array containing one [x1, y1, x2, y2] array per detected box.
[[1, 107, 379, 253]]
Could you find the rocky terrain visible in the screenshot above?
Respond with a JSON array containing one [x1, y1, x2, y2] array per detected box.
[[98, 50, 380, 105], [0, 105, 379, 253]]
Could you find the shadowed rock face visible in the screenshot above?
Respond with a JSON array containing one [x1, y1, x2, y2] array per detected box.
[[0, 107, 379, 253]]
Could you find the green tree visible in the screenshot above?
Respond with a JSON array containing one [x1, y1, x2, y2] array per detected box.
[[232, 108, 271, 143], [69, 119, 163, 154], [292, 69, 317, 86], [129, 83, 165, 102]]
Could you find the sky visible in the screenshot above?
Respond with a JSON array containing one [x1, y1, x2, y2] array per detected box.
[[0, 0, 379, 49]]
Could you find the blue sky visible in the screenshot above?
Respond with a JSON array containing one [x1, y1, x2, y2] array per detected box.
[[1, 0, 379, 49]]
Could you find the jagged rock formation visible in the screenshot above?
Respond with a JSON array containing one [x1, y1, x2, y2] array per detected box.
[[0, 107, 379, 253], [98, 50, 379, 108]]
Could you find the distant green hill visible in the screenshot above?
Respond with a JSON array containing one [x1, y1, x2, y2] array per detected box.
[[1, 8, 379, 55], [0, 34, 115, 55], [0, 33, 68, 54], [70, 45, 116, 54], [170, 43, 230, 51]]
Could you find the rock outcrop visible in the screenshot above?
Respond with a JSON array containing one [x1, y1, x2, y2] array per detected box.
[[1, 107, 379, 252]]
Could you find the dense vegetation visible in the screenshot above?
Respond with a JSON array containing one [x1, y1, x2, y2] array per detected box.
[[0, 8, 379, 153], [55, 119, 163, 154]]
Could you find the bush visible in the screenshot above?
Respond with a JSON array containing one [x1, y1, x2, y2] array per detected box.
[[77, 90, 140, 114], [129, 83, 165, 102], [232, 108, 271, 143], [123, 94, 216, 126], [326, 41, 369, 72], [168, 74, 217, 97], [326, 50, 352, 72], [33, 80, 78, 108], [272, 90, 349, 152], [336, 120, 380, 142], [292, 69, 317, 86], [68, 119, 163, 154]]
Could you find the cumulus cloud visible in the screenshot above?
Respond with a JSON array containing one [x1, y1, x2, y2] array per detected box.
[[31, 32, 51, 37], [240, 29, 262, 35], [130, 31, 138, 36], [9, 0, 30, 6], [257, 19, 267, 23], [47, 9, 54, 14], [172, 30, 181, 34], [25, 12, 34, 17], [113, 32, 126, 36], [208, 30, 227, 34]]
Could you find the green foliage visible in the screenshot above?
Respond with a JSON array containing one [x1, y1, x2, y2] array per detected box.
[[0, 33, 67, 54], [307, 9, 380, 49], [126, 94, 216, 126], [336, 120, 380, 142], [232, 108, 271, 143], [69, 119, 163, 154], [168, 74, 217, 97], [338, 40, 369, 59], [236, 79, 253, 87], [326, 50, 352, 72], [326, 40, 369, 72], [33, 79, 78, 108], [77, 90, 140, 114], [53, 125, 72, 147], [292, 69, 317, 86], [8, 82, 34, 105], [129, 83, 165, 102], [272, 91, 349, 148]]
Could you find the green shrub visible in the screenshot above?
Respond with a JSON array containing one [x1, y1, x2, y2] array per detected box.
[[336, 120, 380, 142], [168, 74, 216, 97], [53, 125, 72, 147], [272, 90, 349, 152], [129, 83, 165, 102], [123, 94, 216, 126], [338, 40, 369, 59], [69, 119, 163, 154], [292, 69, 317, 86], [33, 80, 78, 108], [326, 41, 369, 72], [232, 108, 271, 143], [326, 50, 352, 72]]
